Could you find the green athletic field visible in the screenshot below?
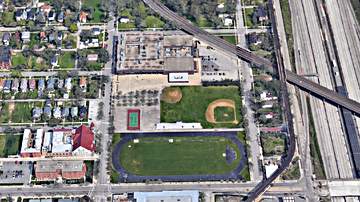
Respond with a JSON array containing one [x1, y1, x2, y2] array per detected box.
[[161, 86, 242, 128], [119, 136, 241, 176]]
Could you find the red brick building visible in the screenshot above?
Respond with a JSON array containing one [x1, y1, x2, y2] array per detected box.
[[35, 160, 86, 181]]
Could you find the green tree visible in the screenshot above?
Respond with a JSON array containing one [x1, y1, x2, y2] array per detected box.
[[1, 12, 15, 26], [69, 23, 78, 33]]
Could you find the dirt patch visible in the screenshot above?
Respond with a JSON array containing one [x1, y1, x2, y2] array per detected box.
[[161, 87, 183, 103], [8, 102, 15, 122], [205, 99, 238, 124]]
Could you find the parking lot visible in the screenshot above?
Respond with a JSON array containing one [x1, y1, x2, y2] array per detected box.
[[0, 161, 32, 184], [199, 46, 241, 82]]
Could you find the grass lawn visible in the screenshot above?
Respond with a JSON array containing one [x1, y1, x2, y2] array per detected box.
[[281, 160, 301, 180], [196, 16, 211, 27], [143, 16, 165, 28], [0, 103, 11, 123], [0, 135, 22, 157], [161, 86, 242, 128], [0, 136, 5, 157], [118, 23, 136, 30], [111, 168, 120, 183], [244, 8, 254, 27], [11, 103, 33, 123], [119, 136, 241, 176], [214, 107, 235, 122], [59, 52, 75, 69], [11, 53, 27, 67], [260, 134, 285, 157], [219, 35, 237, 45], [83, 0, 103, 23]]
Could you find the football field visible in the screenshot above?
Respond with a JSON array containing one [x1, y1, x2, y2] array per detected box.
[[119, 136, 241, 176]]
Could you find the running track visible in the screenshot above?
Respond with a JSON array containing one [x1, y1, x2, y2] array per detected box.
[[112, 131, 247, 182]]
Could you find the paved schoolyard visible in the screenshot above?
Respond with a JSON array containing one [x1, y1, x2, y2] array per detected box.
[[112, 131, 247, 182]]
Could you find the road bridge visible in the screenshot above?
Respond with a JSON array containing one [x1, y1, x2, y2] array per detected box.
[[142, 0, 360, 116]]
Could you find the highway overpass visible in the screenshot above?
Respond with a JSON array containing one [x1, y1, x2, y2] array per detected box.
[[142, 0, 360, 116]]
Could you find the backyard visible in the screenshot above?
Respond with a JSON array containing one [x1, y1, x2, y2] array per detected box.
[[161, 86, 242, 128]]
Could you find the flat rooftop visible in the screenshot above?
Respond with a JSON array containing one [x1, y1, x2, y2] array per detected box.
[[36, 160, 84, 173], [134, 191, 199, 202], [20, 129, 43, 155], [118, 32, 195, 74], [51, 129, 73, 153]]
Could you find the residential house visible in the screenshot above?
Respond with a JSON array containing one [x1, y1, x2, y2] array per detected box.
[[0, 46, 11, 70], [119, 16, 130, 23], [0, 0, 4, 12], [15, 9, 27, 21], [38, 79, 45, 91], [92, 28, 101, 36], [53, 107, 61, 119], [27, 8, 36, 21], [51, 55, 58, 67], [35, 160, 86, 181], [47, 78, 55, 92], [248, 32, 261, 45], [20, 78, 28, 93], [57, 79, 64, 89], [0, 79, 4, 91], [29, 79, 36, 91], [65, 78, 72, 92], [79, 77, 86, 89], [2, 32, 10, 46], [217, 3, 225, 12], [48, 32, 55, 43], [72, 125, 95, 156], [3, 80, 11, 93], [32, 107, 43, 120], [57, 31, 63, 41], [57, 11, 64, 23], [61, 107, 70, 118], [21, 32, 31, 43], [48, 10, 55, 21], [43, 106, 52, 118], [39, 31, 47, 41], [45, 99, 51, 107], [71, 106, 78, 118], [254, 6, 268, 23], [79, 11, 88, 23], [36, 11, 46, 24], [224, 17, 233, 26], [79, 106, 87, 119], [12, 78, 19, 92], [265, 112, 274, 119], [87, 54, 98, 62], [260, 91, 278, 101], [40, 4, 52, 16]]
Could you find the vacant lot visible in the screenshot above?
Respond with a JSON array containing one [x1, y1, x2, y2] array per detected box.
[[161, 86, 242, 128], [59, 52, 75, 69], [0, 135, 22, 157], [119, 136, 241, 176], [83, 0, 104, 23], [260, 133, 285, 157]]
